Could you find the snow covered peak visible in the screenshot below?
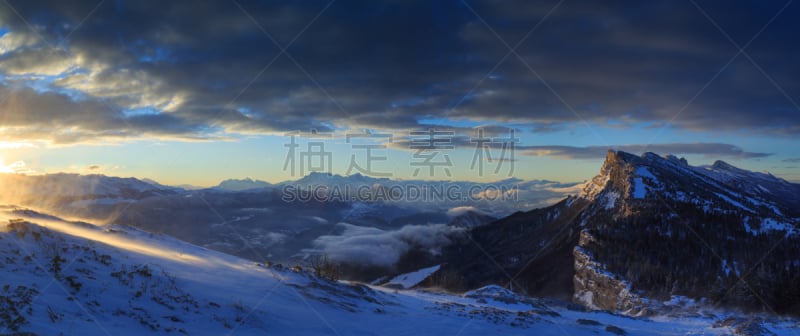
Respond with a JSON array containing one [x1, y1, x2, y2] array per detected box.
[[711, 160, 736, 171], [640, 151, 661, 162], [214, 178, 272, 191], [290, 171, 387, 187], [700, 160, 777, 184], [664, 154, 689, 166], [578, 150, 799, 217]]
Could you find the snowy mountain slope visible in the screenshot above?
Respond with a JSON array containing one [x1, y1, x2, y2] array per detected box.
[[384, 265, 441, 289], [692, 160, 800, 218], [2, 206, 796, 335]]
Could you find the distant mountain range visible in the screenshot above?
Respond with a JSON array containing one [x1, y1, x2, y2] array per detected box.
[[0, 169, 577, 222], [0, 170, 574, 271], [213, 177, 272, 191]]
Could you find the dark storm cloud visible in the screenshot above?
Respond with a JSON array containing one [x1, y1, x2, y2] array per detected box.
[[447, 1, 800, 134], [0, 0, 798, 144], [0, 84, 217, 144], [386, 124, 519, 149], [518, 143, 772, 160]]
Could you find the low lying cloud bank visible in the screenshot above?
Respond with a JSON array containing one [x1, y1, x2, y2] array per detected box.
[[311, 223, 462, 267]]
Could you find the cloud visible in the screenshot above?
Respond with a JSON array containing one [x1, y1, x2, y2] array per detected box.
[[0, 32, 38, 53], [303, 216, 329, 225], [446, 206, 488, 217], [0, 160, 34, 174], [0, 84, 219, 144], [782, 158, 800, 163], [0, 47, 76, 76], [0, 141, 37, 149], [385, 125, 521, 152], [519, 143, 772, 160], [74, 164, 122, 175], [311, 223, 461, 267], [0, 0, 798, 145]]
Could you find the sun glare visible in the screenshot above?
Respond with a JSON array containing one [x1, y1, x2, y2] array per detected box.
[[0, 157, 27, 174], [0, 157, 12, 173]]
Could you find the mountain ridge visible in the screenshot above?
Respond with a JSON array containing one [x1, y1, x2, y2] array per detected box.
[[430, 150, 800, 315]]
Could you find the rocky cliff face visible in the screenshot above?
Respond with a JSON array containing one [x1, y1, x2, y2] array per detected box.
[[573, 230, 644, 314], [570, 151, 649, 313]]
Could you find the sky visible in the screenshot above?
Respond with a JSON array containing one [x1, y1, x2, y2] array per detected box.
[[0, 0, 798, 187]]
